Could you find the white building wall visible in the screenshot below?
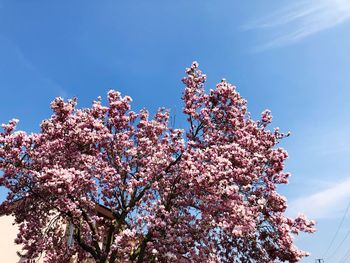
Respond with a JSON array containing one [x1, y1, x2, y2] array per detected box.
[[0, 214, 94, 263], [0, 215, 26, 263]]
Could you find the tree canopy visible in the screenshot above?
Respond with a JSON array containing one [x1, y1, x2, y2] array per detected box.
[[0, 62, 314, 262]]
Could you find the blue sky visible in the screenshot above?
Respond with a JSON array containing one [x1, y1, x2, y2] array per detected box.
[[0, 0, 350, 261]]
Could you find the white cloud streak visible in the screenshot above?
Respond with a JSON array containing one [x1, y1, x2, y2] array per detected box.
[[245, 0, 350, 50], [14, 45, 69, 98], [287, 177, 350, 219]]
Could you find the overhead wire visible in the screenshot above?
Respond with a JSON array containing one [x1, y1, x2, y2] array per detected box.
[[327, 227, 350, 261], [322, 202, 350, 259], [338, 247, 350, 263]]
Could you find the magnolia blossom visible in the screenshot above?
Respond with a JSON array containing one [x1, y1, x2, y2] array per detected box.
[[0, 62, 315, 263]]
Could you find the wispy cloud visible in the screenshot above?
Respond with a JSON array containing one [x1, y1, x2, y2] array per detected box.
[[14, 45, 69, 98], [299, 127, 350, 157], [287, 177, 350, 219], [245, 0, 350, 50]]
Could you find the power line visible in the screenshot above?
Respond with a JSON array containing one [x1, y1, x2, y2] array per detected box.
[[338, 247, 350, 263], [327, 228, 350, 261], [323, 202, 350, 258]]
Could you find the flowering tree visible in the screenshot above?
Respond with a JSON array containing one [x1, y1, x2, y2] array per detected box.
[[0, 62, 314, 263]]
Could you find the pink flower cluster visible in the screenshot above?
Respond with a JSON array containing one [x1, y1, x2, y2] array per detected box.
[[0, 62, 315, 262]]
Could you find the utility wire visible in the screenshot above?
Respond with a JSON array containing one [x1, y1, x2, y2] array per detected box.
[[338, 246, 350, 263], [323, 202, 350, 259], [328, 228, 350, 261]]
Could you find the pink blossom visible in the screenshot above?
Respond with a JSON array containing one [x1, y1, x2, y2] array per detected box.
[[0, 62, 314, 262]]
